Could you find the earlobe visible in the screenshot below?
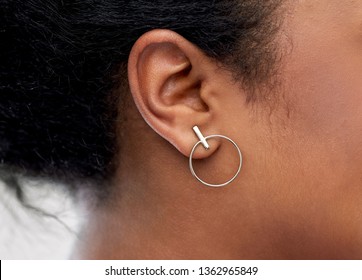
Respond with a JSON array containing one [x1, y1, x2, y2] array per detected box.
[[127, 29, 221, 157]]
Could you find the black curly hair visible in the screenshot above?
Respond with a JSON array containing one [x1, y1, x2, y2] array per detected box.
[[0, 0, 283, 194]]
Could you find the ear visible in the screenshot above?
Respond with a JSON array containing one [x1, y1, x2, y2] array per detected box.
[[128, 29, 222, 158]]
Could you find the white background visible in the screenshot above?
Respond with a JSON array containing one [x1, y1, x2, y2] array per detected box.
[[0, 181, 80, 259]]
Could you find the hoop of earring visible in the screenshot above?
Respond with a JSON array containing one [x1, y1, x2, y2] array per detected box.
[[189, 126, 242, 187]]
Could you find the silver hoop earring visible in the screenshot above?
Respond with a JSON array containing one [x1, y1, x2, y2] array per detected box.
[[189, 126, 242, 187]]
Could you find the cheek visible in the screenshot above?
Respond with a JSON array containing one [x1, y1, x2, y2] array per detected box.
[[290, 55, 362, 137], [282, 22, 362, 166]]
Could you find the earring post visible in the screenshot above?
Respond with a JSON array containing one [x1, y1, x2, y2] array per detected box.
[[192, 126, 210, 150]]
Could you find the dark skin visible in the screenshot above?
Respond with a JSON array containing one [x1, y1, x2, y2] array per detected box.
[[72, 0, 362, 259]]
